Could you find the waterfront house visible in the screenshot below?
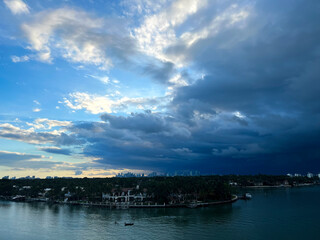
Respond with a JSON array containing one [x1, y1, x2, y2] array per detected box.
[[307, 173, 314, 178]]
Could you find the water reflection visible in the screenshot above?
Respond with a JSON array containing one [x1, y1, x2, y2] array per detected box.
[[1, 186, 320, 240]]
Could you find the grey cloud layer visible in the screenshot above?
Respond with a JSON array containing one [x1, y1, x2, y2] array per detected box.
[[39, 147, 71, 156], [2, 0, 319, 174], [68, 0, 319, 173], [0, 151, 59, 169], [0, 123, 84, 145]]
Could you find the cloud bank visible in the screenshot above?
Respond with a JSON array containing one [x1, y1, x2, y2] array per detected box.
[[1, 0, 320, 175], [4, 0, 29, 15]]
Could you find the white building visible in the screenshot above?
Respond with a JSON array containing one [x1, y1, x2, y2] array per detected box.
[[307, 173, 314, 178], [64, 191, 72, 198], [102, 192, 145, 203]]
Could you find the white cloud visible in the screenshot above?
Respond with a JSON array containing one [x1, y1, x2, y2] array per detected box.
[[21, 8, 114, 68], [180, 4, 250, 48], [168, 73, 189, 87], [63, 92, 114, 114], [26, 118, 72, 130], [87, 75, 110, 84], [132, 1, 251, 70], [33, 100, 40, 105], [120, 0, 167, 17], [63, 92, 166, 114], [33, 108, 41, 112], [0, 123, 56, 144], [233, 111, 245, 119], [0, 120, 75, 145], [11, 55, 29, 63], [4, 0, 29, 15], [38, 146, 61, 151], [133, 0, 207, 64], [166, 73, 190, 96]]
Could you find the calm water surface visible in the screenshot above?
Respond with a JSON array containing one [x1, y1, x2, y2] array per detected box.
[[1, 186, 320, 240]]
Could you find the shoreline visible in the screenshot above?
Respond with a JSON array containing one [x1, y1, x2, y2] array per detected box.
[[56, 194, 238, 209], [0, 195, 238, 209], [242, 183, 318, 188]]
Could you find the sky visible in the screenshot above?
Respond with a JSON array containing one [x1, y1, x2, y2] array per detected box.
[[0, 0, 319, 178]]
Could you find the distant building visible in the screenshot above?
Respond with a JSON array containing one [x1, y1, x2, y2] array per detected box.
[[307, 173, 314, 178], [102, 189, 146, 203], [115, 172, 138, 178], [148, 172, 157, 177], [64, 191, 72, 198], [114, 170, 200, 178], [171, 170, 201, 177], [2, 176, 9, 180]]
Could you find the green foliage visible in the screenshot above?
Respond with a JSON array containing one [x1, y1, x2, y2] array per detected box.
[[0, 175, 317, 203]]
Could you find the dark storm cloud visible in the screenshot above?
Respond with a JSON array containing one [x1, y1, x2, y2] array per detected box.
[[69, 107, 320, 174], [101, 112, 168, 133], [142, 60, 175, 84], [0, 151, 61, 169], [163, 0, 320, 172], [74, 170, 83, 176], [0, 151, 43, 163], [89, 0, 319, 173], [39, 147, 71, 156], [67, 113, 259, 172], [173, 0, 320, 115]]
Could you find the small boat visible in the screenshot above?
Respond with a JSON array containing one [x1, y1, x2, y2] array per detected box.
[[244, 193, 252, 199], [124, 222, 134, 226], [187, 202, 198, 208], [12, 195, 26, 202]]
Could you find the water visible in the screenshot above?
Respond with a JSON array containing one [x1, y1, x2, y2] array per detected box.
[[1, 186, 320, 240]]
